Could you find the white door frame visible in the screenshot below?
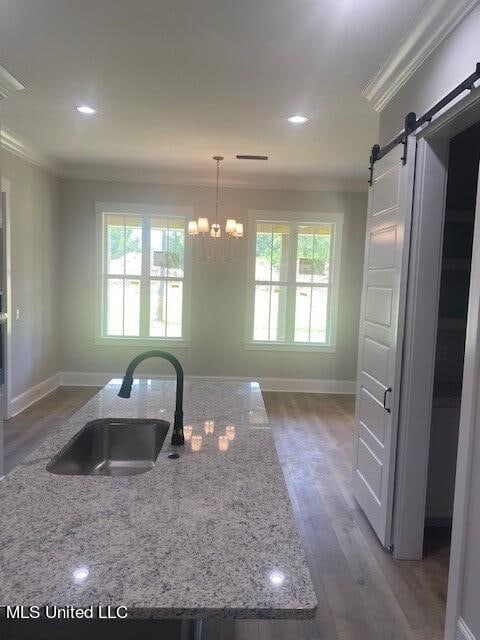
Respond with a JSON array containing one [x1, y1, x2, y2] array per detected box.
[[0, 177, 11, 421], [445, 165, 480, 640], [392, 134, 450, 559], [387, 86, 480, 636]]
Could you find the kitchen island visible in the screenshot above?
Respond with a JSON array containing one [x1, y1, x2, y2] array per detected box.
[[0, 379, 317, 625]]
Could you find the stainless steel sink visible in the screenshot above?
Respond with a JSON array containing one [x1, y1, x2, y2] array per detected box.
[[47, 418, 170, 476]]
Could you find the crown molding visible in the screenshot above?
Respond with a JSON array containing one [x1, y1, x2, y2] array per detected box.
[[60, 164, 368, 193], [1, 127, 60, 174], [1, 128, 367, 193], [0, 65, 24, 100], [363, 0, 480, 112]]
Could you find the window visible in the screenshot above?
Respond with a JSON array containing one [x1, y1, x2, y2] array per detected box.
[[247, 211, 343, 350], [96, 203, 191, 345]]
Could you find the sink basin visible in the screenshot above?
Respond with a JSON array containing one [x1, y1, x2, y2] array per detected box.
[[47, 418, 170, 476]]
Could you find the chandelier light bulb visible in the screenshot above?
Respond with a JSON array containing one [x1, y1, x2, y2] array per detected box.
[[225, 218, 237, 235], [198, 218, 210, 233], [188, 220, 198, 235], [234, 222, 244, 238]]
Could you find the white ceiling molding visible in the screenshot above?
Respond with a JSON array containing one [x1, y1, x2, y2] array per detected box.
[[363, 0, 480, 112], [59, 164, 368, 193], [0, 65, 24, 100], [1, 125, 367, 191], [1, 127, 59, 174]]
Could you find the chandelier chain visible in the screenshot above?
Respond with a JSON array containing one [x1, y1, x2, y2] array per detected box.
[[215, 158, 220, 225]]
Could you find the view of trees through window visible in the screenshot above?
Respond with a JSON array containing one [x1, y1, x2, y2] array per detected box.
[[103, 213, 185, 339], [108, 225, 141, 260]]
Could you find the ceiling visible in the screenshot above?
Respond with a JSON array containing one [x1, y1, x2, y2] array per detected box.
[[0, 0, 428, 189]]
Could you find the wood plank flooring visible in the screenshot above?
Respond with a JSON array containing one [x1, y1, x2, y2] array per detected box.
[[2, 388, 449, 640], [3, 386, 100, 475]]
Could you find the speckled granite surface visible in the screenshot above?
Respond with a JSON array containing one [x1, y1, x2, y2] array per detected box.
[[0, 379, 317, 619]]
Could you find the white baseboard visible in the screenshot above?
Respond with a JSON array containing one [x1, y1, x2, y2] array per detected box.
[[59, 371, 356, 394], [457, 618, 477, 640], [60, 371, 120, 387], [259, 377, 356, 393], [7, 372, 355, 418], [9, 372, 61, 418]]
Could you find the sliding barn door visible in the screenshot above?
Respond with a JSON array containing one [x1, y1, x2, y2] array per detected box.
[[353, 139, 416, 547]]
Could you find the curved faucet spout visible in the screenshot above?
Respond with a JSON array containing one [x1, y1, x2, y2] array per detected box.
[[118, 350, 185, 446]]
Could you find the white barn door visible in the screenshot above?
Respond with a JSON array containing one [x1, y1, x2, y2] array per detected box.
[[353, 139, 416, 547]]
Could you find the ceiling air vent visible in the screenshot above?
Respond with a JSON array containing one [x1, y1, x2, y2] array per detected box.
[[236, 155, 268, 160]]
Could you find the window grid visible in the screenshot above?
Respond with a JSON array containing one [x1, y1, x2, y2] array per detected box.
[[251, 219, 336, 346], [102, 213, 186, 340]]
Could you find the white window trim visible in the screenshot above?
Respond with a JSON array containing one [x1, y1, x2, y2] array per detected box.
[[245, 209, 343, 352], [95, 202, 193, 346]]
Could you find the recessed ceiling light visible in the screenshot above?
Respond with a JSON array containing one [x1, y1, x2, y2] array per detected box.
[[75, 105, 96, 114], [287, 115, 308, 124]]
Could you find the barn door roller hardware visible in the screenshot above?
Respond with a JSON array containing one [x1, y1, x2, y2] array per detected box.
[[368, 62, 480, 185]]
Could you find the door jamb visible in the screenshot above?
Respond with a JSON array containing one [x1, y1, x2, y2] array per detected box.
[[392, 134, 449, 560], [444, 165, 480, 640], [0, 177, 12, 421]]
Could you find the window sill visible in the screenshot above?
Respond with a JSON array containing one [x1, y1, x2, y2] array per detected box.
[[95, 337, 191, 348], [244, 341, 336, 353]]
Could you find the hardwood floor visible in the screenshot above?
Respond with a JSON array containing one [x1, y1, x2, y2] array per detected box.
[[2, 389, 450, 640], [3, 386, 100, 475]]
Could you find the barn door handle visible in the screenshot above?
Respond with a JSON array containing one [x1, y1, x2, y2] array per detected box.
[[383, 387, 392, 413]]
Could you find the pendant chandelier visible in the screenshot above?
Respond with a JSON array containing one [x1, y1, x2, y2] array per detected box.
[[188, 156, 244, 260]]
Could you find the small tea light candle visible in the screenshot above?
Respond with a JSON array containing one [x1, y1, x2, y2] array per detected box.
[[218, 435, 229, 452], [204, 420, 215, 435], [225, 425, 236, 441], [191, 435, 202, 452], [183, 425, 193, 441]]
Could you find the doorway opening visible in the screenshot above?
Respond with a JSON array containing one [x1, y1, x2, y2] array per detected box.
[[424, 122, 480, 556]]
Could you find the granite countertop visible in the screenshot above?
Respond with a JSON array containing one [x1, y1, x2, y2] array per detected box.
[[0, 379, 317, 619]]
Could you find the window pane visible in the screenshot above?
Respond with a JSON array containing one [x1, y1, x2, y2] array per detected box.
[[255, 224, 272, 281], [150, 280, 167, 337], [313, 228, 331, 284], [106, 215, 142, 276], [255, 223, 289, 282], [294, 286, 328, 343], [253, 284, 286, 341], [272, 225, 289, 281], [106, 279, 124, 335], [151, 217, 185, 278], [124, 218, 142, 276], [294, 286, 311, 341], [107, 218, 124, 275], [124, 280, 140, 336], [150, 280, 183, 337], [167, 220, 185, 278], [297, 224, 331, 284], [310, 287, 328, 343], [167, 281, 183, 337], [106, 278, 140, 336]]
